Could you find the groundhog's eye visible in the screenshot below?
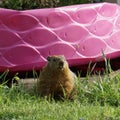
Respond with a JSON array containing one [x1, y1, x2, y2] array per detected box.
[[47, 56, 51, 61], [53, 58, 56, 62]]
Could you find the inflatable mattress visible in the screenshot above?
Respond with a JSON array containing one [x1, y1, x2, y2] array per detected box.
[[0, 2, 120, 72]]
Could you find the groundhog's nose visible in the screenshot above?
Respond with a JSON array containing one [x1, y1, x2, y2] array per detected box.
[[59, 61, 64, 69]]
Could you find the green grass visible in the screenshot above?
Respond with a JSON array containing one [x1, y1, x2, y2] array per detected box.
[[0, 85, 120, 120], [0, 100, 120, 120], [0, 56, 120, 120], [0, 71, 120, 120]]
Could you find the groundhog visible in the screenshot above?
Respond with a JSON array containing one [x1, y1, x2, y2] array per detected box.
[[37, 55, 78, 100]]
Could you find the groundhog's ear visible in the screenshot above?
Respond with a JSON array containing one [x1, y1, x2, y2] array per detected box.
[[47, 56, 51, 61], [60, 55, 66, 60]]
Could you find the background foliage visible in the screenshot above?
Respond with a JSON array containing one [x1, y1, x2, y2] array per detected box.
[[0, 0, 91, 10]]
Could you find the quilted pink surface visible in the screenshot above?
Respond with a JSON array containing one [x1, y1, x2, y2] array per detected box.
[[0, 3, 120, 72]]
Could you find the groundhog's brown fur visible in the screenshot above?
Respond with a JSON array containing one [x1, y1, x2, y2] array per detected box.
[[37, 55, 77, 100]]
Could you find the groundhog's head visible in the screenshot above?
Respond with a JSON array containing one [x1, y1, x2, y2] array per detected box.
[[46, 55, 68, 70]]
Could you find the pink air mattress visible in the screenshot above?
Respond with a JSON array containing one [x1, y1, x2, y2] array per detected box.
[[0, 3, 120, 72]]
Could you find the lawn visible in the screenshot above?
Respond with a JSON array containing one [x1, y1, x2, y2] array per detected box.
[[0, 71, 120, 120], [0, 96, 120, 120]]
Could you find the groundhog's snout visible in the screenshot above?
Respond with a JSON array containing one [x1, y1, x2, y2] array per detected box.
[[58, 61, 64, 69]]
